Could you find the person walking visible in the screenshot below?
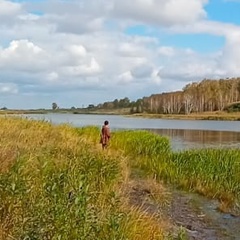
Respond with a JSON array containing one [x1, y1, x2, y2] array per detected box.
[[100, 120, 111, 150]]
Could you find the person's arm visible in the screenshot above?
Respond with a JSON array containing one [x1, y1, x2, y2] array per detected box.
[[106, 127, 110, 138]]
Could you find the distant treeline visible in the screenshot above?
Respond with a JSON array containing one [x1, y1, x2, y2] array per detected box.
[[95, 77, 240, 114], [95, 97, 144, 113], [143, 77, 240, 114]]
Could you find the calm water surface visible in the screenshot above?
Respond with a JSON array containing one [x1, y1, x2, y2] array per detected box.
[[24, 113, 240, 151]]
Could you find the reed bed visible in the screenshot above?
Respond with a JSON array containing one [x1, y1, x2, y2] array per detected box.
[[111, 130, 170, 157], [2, 116, 238, 238], [0, 118, 168, 240], [146, 148, 240, 208], [110, 130, 240, 209], [171, 149, 240, 207]]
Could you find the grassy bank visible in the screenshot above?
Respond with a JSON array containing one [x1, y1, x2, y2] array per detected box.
[[1, 117, 184, 240], [109, 130, 240, 212], [1, 117, 239, 239], [0, 118, 170, 240], [0, 108, 132, 116]]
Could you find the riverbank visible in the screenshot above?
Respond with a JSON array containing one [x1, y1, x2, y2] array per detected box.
[[0, 118, 175, 239], [0, 108, 131, 116], [1, 108, 240, 121], [0, 117, 239, 239], [131, 111, 240, 121]]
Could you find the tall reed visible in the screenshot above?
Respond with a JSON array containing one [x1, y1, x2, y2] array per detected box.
[[171, 149, 240, 205], [110, 129, 240, 208], [0, 118, 168, 239]]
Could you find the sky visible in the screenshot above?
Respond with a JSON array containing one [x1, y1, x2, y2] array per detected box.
[[1, 0, 240, 109]]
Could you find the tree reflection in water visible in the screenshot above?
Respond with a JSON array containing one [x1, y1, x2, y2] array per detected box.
[[148, 129, 240, 151]]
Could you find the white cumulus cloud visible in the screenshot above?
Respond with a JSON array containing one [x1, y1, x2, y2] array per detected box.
[[0, 40, 48, 72], [112, 0, 208, 26], [66, 58, 102, 76], [0, 0, 240, 108], [0, 0, 21, 17]]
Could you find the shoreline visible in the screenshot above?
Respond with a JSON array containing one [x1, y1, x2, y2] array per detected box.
[[1, 109, 240, 121], [129, 112, 240, 121]]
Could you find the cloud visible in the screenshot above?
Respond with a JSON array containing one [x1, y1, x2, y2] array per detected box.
[[0, 0, 240, 108], [156, 46, 224, 82], [151, 69, 162, 85], [0, 39, 48, 72], [158, 46, 175, 57], [65, 57, 102, 76], [67, 45, 87, 58], [131, 64, 154, 78], [219, 31, 240, 76], [47, 72, 59, 82], [167, 18, 240, 77], [118, 71, 134, 84], [18, 13, 40, 21], [169, 20, 240, 37], [0, 0, 21, 17], [26, 0, 108, 34], [0, 83, 18, 94], [165, 20, 240, 78], [112, 0, 208, 26], [50, 14, 105, 34]]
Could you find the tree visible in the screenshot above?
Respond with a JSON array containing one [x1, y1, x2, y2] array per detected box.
[[113, 99, 119, 108], [87, 104, 95, 109], [52, 102, 58, 110], [118, 97, 130, 108]]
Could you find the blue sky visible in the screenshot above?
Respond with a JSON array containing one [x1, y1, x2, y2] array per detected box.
[[206, 0, 240, 24], [0, 0, 240, 109]]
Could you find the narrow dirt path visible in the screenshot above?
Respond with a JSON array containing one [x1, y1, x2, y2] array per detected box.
[[165, 191, 221, 240], [126, 177, 240, 240]]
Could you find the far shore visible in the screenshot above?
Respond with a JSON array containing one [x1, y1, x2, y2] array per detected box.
[[130, 111, 240, 121], [1, 109, 240, 121]]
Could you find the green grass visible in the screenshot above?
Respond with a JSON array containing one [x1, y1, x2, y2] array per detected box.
[[171, 149, 240, 205], [0, 117, 168, 240], [1, 116, 239, 239], [110, 130, 171, 162], [110, 130, 240, 210]]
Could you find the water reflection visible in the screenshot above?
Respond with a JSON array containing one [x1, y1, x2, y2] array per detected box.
[[22, 114, 240, 151], [148, 129, 240, 151]]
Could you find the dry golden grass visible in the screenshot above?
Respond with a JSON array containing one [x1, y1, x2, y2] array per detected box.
[[80, 126, 175, 239], [0, 117, 176, 240], [121, 207, 169, 240]]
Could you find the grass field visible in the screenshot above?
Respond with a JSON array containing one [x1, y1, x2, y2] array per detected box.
[[0, 117, 174, 240], [0, 116, 239, 239]]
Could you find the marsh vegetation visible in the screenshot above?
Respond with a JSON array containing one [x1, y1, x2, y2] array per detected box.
[[0, 117, 239, 239]]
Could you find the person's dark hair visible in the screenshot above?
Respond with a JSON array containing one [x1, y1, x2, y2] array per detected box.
[[104, 120, 109, 125]]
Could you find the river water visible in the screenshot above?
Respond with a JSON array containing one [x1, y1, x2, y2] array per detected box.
[[23, 113, 240, 151]]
